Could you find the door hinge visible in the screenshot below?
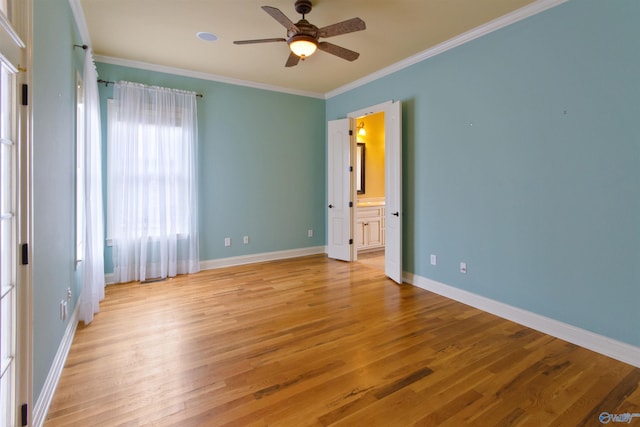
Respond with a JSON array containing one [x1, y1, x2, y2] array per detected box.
[[21, 84, 28, 106], [21, 243, 28, 265], [349, 201, 353, 208], [349, 166, 353, 172], [349, 130, 353, 136], [349, 238, 353, 245], [21, 403, 28, 426]]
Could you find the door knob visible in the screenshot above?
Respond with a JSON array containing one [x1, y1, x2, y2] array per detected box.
[[392, 211, 399, 217]]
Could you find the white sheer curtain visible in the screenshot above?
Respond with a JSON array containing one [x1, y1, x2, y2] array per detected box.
[[79, 49, 105, 324], [107, 81, 199, 283]]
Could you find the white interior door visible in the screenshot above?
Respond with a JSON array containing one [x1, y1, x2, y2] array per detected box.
[[327, 118, 352, 261], [384, 101, 402, 283]]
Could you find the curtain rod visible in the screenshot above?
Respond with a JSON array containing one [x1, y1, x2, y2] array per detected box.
[[97, 79, 204, 98]]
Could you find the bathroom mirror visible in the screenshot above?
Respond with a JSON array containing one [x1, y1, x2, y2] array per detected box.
[[356, 143, 365, 194]]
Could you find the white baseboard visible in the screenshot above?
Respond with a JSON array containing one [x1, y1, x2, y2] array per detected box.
[[404, 272, 640, 369], [104, 272, 115, 285], [32, 302, 80, 427], [104, 247, 327, 285], [199, 246, 326, 271]]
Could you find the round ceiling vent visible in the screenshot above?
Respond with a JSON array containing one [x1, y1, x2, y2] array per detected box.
[[197, 32, 218, 42]]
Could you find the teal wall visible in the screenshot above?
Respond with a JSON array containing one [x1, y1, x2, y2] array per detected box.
[[327, 0, 640, 347], [95, 63, 326, 273], [31, 1, 325, 401], [32, 0, 84, 402], [30, 0, 640, 408]]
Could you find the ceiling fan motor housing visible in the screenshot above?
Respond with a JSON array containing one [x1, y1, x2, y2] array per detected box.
[[288, 19, 318, 38], [295, 0, 313, 15]]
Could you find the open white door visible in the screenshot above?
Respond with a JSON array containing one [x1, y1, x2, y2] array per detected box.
[[327, 119, 353, 261], [384, 101, 403, 283]]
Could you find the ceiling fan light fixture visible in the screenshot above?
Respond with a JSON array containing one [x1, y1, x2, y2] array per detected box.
[[288, 35, 318, 59]]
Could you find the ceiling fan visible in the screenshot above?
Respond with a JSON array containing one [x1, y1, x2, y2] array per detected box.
[[233, 0, 366, 67]]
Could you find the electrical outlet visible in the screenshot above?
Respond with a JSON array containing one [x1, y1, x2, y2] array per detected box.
[[224, 237, 231, 247], [308, 229, 313, 238], [67, 287, 72, 302], [460, 262, 467, 274], [243, 236, 249, 244], [430, 254, 437, 266]]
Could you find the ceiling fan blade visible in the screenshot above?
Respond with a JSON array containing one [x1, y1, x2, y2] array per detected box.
[[233, 38, 286, 45], [285, 52, 300, 67], [262, 6, 299, 32], [318, 18, 366, 38], [318, 42, 360, 61]]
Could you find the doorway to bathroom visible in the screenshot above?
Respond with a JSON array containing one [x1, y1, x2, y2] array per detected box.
[[327, 100, 402, 283]]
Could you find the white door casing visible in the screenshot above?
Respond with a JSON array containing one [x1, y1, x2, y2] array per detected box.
[[327, 118, 352, 262], [347, 100, 403, 283]]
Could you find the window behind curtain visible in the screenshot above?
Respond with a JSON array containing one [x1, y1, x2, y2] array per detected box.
[[107, 101, 191, 239], [106, 82, 199, 283], [75, 73, 84, 263]]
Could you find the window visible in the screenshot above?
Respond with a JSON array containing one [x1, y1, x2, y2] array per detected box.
[[106, 82, 199, 283], [107, 101, 193, 239], [76, 73, 84, 263]]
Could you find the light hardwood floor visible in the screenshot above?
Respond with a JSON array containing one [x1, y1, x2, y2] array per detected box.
[[45, 254, 640, 426]]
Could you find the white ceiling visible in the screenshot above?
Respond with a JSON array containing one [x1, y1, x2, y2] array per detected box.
[[80, 0, 540, 96]]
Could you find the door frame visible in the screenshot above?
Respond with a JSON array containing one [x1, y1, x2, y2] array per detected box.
[[17, 1, 33, 424], [0, 0, 32, 424], [348, 100, 402, 282]]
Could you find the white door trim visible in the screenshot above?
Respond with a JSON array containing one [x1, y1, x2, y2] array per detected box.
[[348, 101, 393, 121], [348, 100, 403, 283]]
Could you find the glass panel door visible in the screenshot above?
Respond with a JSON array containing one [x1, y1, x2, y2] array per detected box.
[[0, 60, 16, 427]]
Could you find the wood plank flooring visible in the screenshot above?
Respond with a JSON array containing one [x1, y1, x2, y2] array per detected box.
[[45, 254, 640, 426]]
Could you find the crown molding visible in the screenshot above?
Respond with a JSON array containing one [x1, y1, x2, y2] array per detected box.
[[69, 0, 321, 98], [71, 0, 567, 101], [325, 0, 568, 99], [93, 55, 325, 100], [67, 0, 91, 46]]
